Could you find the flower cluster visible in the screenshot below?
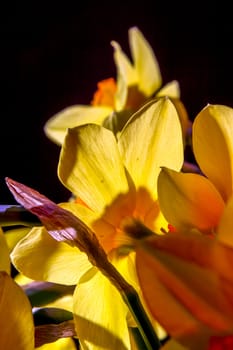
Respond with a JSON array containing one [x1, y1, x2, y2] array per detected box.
[[1, 26, 233, 350]]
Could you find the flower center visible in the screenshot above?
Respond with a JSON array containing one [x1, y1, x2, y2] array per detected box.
[[91, 78, 117, 107]]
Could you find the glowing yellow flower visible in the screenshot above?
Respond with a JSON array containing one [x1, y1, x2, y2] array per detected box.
[[130, 103, 233, 349], [157, 103, 233, 237], [11, 97, 184, 350], [44, 26, 185, 146]]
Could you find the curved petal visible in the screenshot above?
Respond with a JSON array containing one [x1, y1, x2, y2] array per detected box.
[[157, 168, 225, 233], [135, 234, 233, 349], [73, 268, 130, 350], [4, 227, 31, 252], [58, 124, 133, 215], [0, 271, 34, 350], [0, 228, 11, 274], [111, 40, 137, 87], [118, 98, 183, 199], [129, 27, 162, 96], [44, 105, 113, 146], [111, 40, 136, 112], [11, 227, 91, 285], [217, 194, 233, 247], [193, 104, 233, 201], [156, 80, 180, 99]]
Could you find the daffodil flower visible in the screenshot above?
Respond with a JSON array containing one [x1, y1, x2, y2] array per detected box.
[[157, 103, 233, 236], [129, 103, 233, 349], [10, 97, 184, 350], [44, 26, 188, 146]]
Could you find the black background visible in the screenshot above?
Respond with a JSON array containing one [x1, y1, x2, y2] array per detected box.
[[1, 1, 232, 204]]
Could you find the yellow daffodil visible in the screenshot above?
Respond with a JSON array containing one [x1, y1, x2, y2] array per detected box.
[[129, 103, 233, 349], [157, 103, 233, 236], [10, 97, 184, 350], [0, 228, 35, 350], [44, 26, 188, 146]]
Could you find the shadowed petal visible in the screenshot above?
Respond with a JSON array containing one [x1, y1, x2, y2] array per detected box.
[[118, 98, 183, 199], [73, 268, 130, 350], [158, 168, 225, 233], [134, 232, 233, 349], [193, 104, 233, 201], [0, 271, 34, 349], [58, 124, 132, 215], [217, 194, 233, 247], [0, 228, 11, 273]]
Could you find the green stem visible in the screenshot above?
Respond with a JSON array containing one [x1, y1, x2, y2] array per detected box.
[[123, 291, 161, 350]]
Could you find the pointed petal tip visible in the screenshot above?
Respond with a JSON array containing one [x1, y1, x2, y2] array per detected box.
[[5, 177, 54, 215]]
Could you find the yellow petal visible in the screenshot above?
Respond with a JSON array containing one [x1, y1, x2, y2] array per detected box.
[[217, 194, 233, 247], [0, 271, 34, 349], [44, 295, 73, 313], [36, 335, 77, 350], [58, 124, 132, 215], [118, 98, 183, 199], [157, 168, 225, 232], [4, 227, 31, 252], [73, 268, 130, 350], [136, 234, 233, 348], [11, 227, 91, 284], [0, 228, 10, 274], [129, 26, 162, 96], [44, 105, 113, 145], [111, 40, 137, 87], [193, 104, 233, 201], [156, 80, 180, 99]]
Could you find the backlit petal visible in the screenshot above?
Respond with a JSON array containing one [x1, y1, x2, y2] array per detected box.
[[44, 105, 112, 146], [111, 40, 137, 87], [157, 168, 225, 232], [118, 98, 183, 199], [11, 227, 91, 284], [193, 104, 233, 201], [136, 234, 233, 348], [156, 80, 180, 99], [58, 124, 132, 215], [129, 27, 162, 96], [73, 268, 130, 350], [0, 271, 34, 350]]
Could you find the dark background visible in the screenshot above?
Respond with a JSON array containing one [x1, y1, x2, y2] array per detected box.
[[1, 1, 232, 204]]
